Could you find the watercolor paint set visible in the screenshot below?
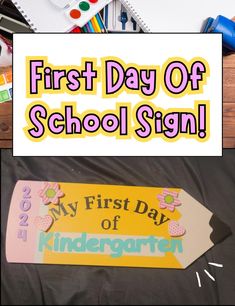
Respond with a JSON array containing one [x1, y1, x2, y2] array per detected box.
[[0, 70, 12, 103], [50, 0, 112, 27]]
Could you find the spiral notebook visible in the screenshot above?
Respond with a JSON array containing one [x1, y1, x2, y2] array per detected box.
[[119, 0, 235, 32], [11, 0, 74, 32]]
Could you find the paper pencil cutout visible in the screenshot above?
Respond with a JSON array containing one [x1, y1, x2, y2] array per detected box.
[[6, 181, 231, 269]]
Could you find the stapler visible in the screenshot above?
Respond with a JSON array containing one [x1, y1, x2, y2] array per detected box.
[[203, 15, 235, 52]]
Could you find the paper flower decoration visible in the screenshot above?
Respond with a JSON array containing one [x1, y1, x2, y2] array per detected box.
[[157, 189, 181, 212], [39, 182, 64, 205]]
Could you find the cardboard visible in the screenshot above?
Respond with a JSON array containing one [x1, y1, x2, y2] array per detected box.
[[6, 180, 231, 269]]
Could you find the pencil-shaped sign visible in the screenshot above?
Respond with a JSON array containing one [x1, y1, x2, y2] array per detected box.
[[6, 181, 231, 269]]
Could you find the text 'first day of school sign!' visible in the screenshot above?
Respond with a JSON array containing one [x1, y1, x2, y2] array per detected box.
[[6, 181, 231, 269], [13, 33, 223, 156]]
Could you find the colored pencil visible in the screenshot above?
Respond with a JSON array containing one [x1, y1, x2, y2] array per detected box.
[[88, 20, 95, 32], [82, 25, 88, 33], [97, 13, 107, 32], [86, 22, 92, 32], [91, 17, 100, 32], [94, 16, 102, 32], [81, 13, 107, 33], [86, 23, 91, 32]]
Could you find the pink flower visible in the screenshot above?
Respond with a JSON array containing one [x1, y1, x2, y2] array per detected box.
[[39, 182, 64, 205], [157, 189, 181, 212]]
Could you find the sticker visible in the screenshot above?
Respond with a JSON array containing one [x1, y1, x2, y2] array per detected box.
[[6, 181, 231, 269], [168, 221, 186, 237], [34, 215, 54, 232]]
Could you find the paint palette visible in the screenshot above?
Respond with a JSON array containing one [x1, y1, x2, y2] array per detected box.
[[50, 0, 112, 27], [0, 70, 12, 103]]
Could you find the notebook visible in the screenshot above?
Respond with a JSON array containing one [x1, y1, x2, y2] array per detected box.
[[119, 0, 235, 32], [11, 0, 75, 32]]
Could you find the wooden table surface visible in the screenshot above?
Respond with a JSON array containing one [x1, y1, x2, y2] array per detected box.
[[223, 54, 235, 148], [0, 100, 12, 148], [0, 55, 235, 149], [0, 66, 12, 148]]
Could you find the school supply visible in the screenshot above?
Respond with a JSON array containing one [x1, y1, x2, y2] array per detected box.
[[71, 26, 82, 33], [49, 0, 112, 28], [96, 13, 107, 32], [119, 4, 128, 30], [203, 15, 235, 51], [11, 0, 75, 32], [66, 13, 107, 33], [0, 70, 12, 103], [0, 13, 31, 34], [104, 0, 140, 32], [119, 0, 235, 32], [0, 0, 32, 39], [104, 4, 109, 28], [0, 0, 26, 23]]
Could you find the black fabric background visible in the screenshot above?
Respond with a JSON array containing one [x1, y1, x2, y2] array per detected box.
[[1, 149, 235, 305]]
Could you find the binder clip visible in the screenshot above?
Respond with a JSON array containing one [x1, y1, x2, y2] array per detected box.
[[203, 15, 235, 52]]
